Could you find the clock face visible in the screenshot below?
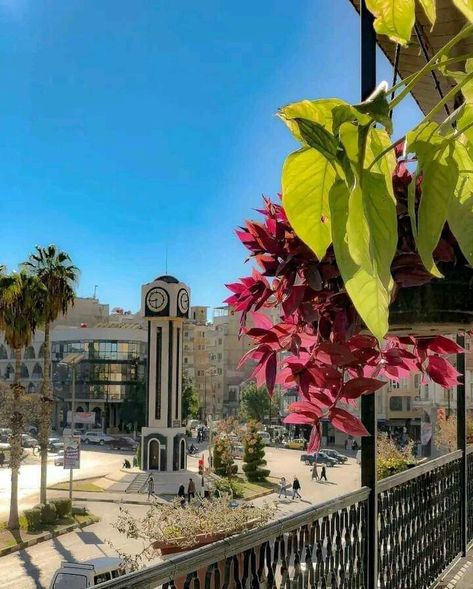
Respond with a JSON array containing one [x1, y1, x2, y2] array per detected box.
[[177, 288, 189, 314], [146, 287, 169, 313]]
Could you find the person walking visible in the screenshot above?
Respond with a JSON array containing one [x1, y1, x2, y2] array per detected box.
[[344, 438, 348, 450], [0, 451, 4, 468], [178, 484, 186, 506], [320, 465, 328, 482], [278, 476, 288, 498], [311, 462, 319, 481], [147, 475, 156, 500], [292, 476, 302, 500], [187, 477, 196, 502]]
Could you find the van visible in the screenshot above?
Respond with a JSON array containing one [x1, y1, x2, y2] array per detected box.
[[48, 557, 124, 588], [257, 431, 271, 446]]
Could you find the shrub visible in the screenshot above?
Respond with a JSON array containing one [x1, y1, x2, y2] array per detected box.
[[213, 435, 236, 478], [24, 507, 42, 531], [213, 477, 244, 498], [242, 421, 270, 482], [377, 434, 417, 480], [50, 498, 72, 518], [133, 443, 141, 468], [38, 502, 57, 524]]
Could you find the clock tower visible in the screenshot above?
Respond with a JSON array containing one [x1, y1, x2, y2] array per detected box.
[[140, 275, 190, 472]]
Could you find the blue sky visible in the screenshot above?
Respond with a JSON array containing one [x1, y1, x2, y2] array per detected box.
[[0, 0, 420, 315]]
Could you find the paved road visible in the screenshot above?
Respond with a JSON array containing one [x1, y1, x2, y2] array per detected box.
[[1, 445, 360, 588], [0, 447, 135, 519]]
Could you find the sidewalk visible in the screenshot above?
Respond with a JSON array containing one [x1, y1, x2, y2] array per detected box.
[[436, 552, 473, 588]]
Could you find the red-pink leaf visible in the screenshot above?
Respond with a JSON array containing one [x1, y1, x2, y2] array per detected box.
[[307, 423, 321, 453], [265, 352, 277, 396], [329, 407, 369, 437], [426, 336, 463, 355], [251, 311, 273, 331], [316, 342, 356, 366], [283, 413, 315, 425], [288, 400, 323, 419], [340, 377, 385, 400], [349, 334, 378, 349], [427, 355, 461, 387]]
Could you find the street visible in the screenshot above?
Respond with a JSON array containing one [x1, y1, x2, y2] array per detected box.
[[1, 444, 361, 588]]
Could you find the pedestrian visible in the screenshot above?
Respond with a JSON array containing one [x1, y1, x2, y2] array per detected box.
[[311, 462, 319, 481], [320, 466, 328, 482], [344, 438, 348, 450], [187, 477, 196, 502], [123, 458, 131, 469], [147, 475, 156, 500], [278, 476, 288, 498], [292, 476, 301, 500], [0, 451, 4, 468], [178, 484, 186, 506]]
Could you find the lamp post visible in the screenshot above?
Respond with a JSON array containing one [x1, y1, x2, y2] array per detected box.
[[59, 352, 86, 501]]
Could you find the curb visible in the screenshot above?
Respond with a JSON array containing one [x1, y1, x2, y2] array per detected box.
[[0, 517, 98, 558], [244, 489, 276, 501], [73, 496, 150, 505]]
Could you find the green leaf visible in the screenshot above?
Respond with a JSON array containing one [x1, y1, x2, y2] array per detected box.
[[282, 147, 336, 260], [353, 83, 393, 135], [407, 122, 457, 277], [329, 180, 391, 341], [452, 0, 473, 23], [278, 99, 350, 143], [447, 142, 473, 265], [417, 0, 436, 25], [365, 0, 416, 45], [334, 124, 397, 340], [292, 118, 339, 160]]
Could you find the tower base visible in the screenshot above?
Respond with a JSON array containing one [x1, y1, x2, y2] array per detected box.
[[141, 427, 187, 472]]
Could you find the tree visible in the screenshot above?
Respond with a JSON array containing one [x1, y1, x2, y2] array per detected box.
[[240, 382, 281, 423], [120, 381, 146, 432], [181, 377, 200, 420], [23, 245, 78, 504], [435, 409, 473, 452], [242, 421, 269, 482], [213, 434, 236, 478], [0, 270, 45, 529]]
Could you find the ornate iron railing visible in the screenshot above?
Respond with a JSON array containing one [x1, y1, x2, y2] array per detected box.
[[95, 488, 369, 589], [377, 451, 462, 589], [467, 446, 473, 544]]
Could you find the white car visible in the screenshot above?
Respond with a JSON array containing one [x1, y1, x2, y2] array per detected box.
[[257, 431, 271, 446], [81, 431, 114, 446], [48, 557, 124, 588]]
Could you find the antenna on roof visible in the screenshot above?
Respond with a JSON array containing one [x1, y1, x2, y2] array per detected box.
[[93, 285, 98, 299]]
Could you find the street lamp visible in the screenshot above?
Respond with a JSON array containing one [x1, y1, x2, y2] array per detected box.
[[59, 352, 86, 500]]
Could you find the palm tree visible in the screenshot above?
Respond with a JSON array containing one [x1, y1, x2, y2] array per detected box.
[[23, 245, 78, 504], [0, 270, 45, 529]]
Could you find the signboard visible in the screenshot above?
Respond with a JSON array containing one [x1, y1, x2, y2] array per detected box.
[[172, 419, 181, 428], [66, 411, 96, 425], [63, 435, 81, 470], [420, 422, 433, 445]]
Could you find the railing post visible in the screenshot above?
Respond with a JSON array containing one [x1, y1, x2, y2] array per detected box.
[[457, 332, 467, 556], [360, 3, 377, 588]]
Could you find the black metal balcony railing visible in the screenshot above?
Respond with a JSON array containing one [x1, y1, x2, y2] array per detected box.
[[94, 448, 473, 589]]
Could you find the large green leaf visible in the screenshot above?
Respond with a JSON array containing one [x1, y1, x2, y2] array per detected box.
[[407, 123, 457, 277], [282, 147, 336, 260], [447, 142, 473, 265], [330, 180, 392, 341], [334, 124, 397, 340], [365, 0, 415, 45], [452, 0, 473, 23], [278, 99, 350, 143], [353, 84, 393, 135]]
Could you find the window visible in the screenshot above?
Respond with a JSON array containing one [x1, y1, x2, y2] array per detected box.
[[389, 396, 403, 411], [390, 380, 400, 390], [228, 390, 237, 402], [217, 368, 223, 375], [414, 374, 420, 389], [94, 573, 112, 584], [24, 346, 35, 360], [218, 338, 222, 345], [184, 357, 188, 364]]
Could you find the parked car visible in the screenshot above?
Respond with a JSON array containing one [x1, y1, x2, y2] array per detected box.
[[300, 452, 337, 467], [286, 438, 307, 450], [54, 451, 65, 466], [82, 431, 114, 446], [109, 437, 138, 451], [63, 428, 82, 437], [48, 557, 125, 588], [257, 431, 271, 446], [21, 434, 38, 448], [0, 428, 11, 443], [320, 449, 348, 464], [48, 438, 64, 453]]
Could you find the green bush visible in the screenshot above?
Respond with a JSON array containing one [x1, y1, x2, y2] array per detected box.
[[133, 443, 141, 468], [50, 498, 72, 518], [242, 422, 270, 482], [38, 502, 57, 524], [24, 507, 42, 531], [213, 477, 244, 498]]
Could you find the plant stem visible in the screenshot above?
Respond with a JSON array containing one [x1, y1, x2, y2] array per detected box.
[[367, 136, 405, 171], [420, 71, 473, 125], [389, 24, 473, 110]]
